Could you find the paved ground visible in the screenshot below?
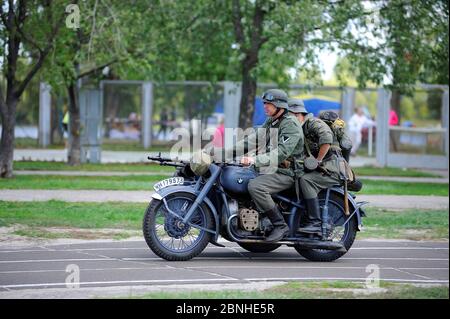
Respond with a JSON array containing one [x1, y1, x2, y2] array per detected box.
[[0, 189, 448, 210], [0, 239, 447, 298]]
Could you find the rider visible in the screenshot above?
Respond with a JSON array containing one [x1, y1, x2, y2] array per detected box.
[[288, 98, 343, 235], [227, 89, 304, 242]]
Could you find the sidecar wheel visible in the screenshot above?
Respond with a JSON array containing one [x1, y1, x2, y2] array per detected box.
[[143, 193, 214, 261], [237, 243, 281, 253]]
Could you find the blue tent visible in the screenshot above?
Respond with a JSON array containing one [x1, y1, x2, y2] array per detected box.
[[214, 96, 341, 124], [302, 98, 341, 117]]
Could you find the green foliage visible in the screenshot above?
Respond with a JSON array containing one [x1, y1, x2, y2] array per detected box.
[[338, 0, 449, 88]]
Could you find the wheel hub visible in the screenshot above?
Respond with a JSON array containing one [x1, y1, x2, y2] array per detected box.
[[164, 216, 190, 238]]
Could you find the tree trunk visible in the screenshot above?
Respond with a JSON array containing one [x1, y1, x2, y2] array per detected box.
[[0, 97, 18, 178], [238, 64, 257, 130], [67, 82, 81, 165]]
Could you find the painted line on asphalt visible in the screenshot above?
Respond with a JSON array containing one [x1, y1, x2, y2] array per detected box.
[[184, 265, 450, 270], [245, 277, 449, 284], [121, 257, 449, 261], [0, 266, 448, 275], [2, 256, 448, 264], [0, 267, 171, 274], [0, 246, 448, 254], [0, 258, 113, 264], [1, 277, 448, 290], [0, 278, 240, 289], [391, 267, 432, 280]]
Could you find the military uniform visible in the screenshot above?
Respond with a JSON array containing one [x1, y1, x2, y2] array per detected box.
[[300, 113, 342, 199], [225, 89, 304, 242], [245, 113, 304, 212], [288, 98, 343, 235]]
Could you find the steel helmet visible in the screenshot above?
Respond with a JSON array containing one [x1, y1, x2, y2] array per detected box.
[[262, 89, 288, 109], [288, 98, 308, 114]]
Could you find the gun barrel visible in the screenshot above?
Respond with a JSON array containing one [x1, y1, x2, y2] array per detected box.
[[147, 156, 173, 162]]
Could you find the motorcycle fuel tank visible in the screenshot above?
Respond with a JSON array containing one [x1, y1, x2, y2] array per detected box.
[[219, 166, 257, 195]]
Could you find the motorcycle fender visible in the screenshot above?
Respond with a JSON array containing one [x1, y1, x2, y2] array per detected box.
[[329, 187, 364, 231], [151, 186, 220, 241]]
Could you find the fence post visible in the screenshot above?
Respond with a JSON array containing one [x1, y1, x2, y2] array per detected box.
[[142, 82, 153, 149], [79, 89, 102, 163], [376, 88, 390, 167], [223, 81, 242, 150], [39, 82, 51, 147], [341, 87, 355, 124], [442, 89, 449, 167]]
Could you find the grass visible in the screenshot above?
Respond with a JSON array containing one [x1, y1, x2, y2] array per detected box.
[[0, 201, 447, 241], [117, 281, 449, 299], [101, 140, 172, 152], [360, 208, 449, 240], [0, 174, 169, 190], [0, 201, 147, 229], [15, 138, 65, 149], [14, 137, 173, 152], [14, 161, 442, 179], [13, 161, 175, 173], [1, 173, 448, 195], [354, 166, 440, 178], [358, 179, 448, 196]]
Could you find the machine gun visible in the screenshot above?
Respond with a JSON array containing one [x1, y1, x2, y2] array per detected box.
[[147, 152, 186, 168]]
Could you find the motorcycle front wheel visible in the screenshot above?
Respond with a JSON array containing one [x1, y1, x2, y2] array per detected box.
[[143, 192, 213, 261]]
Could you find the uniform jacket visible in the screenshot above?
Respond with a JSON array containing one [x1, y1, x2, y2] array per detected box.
[[302, 113, 341, 177], [228, 112, 304, 177]]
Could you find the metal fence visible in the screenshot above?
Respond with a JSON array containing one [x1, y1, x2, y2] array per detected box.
[[36, 81, 449, 169]]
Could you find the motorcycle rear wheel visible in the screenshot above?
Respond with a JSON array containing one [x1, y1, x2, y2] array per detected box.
[[143, 192, 213, 261], [295, 192, 358, 262]]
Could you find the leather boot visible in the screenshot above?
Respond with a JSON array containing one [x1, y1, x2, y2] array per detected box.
[[298, 197, 322, 235], [264, 206, 289, 242]]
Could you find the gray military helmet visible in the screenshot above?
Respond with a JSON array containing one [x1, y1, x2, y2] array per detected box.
[[288, 98, 308, 114], [261, 89, 288, 109]]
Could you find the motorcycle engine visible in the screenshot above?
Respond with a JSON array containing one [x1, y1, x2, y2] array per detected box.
[[239, 208, 259, 231]]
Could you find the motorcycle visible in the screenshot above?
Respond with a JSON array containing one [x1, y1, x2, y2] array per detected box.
[[143, 154, 368, 262]]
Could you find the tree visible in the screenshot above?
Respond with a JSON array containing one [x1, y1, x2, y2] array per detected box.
[[0, 1, 64, 178], [336, 0, 449, 120], [140, 1, 367, 129], [43, 1, 142, 165]]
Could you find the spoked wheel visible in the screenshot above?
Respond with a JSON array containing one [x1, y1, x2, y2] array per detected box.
[[237, 242, 281, 253], [295, 192, 358, 262], [143, 192, 213, 261]]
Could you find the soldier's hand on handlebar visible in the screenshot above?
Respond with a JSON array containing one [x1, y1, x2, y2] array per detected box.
[[240, 156, 255, 166]]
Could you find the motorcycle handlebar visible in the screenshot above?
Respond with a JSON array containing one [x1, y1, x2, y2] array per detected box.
[[147, 153, 186, 167]]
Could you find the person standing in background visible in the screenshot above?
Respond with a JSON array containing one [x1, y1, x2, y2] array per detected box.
[[348, 107, 375, 156], [212, 118, 225, 148], [389, 109, 399, 126]]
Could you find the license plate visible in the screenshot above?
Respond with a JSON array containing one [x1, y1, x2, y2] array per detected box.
[[153, 177, 184, 191]]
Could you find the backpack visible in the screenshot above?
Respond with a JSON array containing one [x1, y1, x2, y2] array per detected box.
[[319, 111, 353, 162]]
